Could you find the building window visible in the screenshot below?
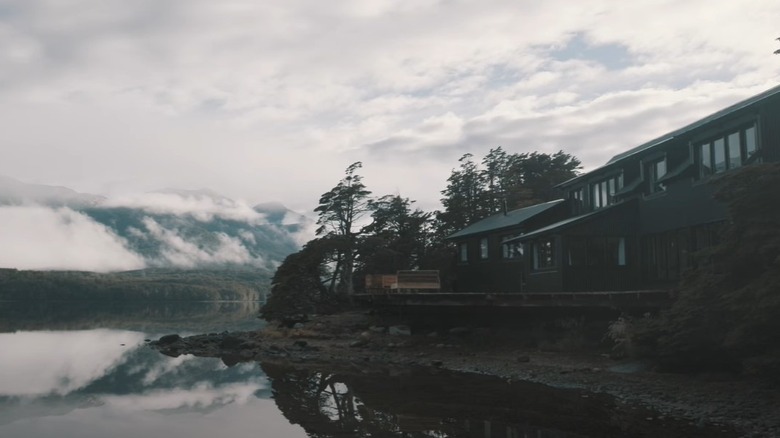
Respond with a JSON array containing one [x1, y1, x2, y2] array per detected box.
[[458, 242, 468, 263], [479, 237, 489, 260], [591, 173, 623, 210], [698, 124, 759, 179], [646, 157, 666, 194], [570, 187, 585, 214], [567, 236, 627, 267], [501, 235, 521, 259], [532, 238, 555, 270]]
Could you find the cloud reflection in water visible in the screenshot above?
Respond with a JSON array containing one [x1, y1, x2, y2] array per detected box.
[[0, 329, 306, 438]]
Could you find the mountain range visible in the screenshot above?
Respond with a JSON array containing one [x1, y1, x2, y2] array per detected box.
[[0, 176, 310, 273]]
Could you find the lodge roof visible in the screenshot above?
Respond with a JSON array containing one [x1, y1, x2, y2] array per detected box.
[[557, 84, 780, 188], [446, 199, 564, 240], [506, 202, 624, 243]]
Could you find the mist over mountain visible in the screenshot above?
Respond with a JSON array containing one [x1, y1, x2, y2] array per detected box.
[[0, 176, 311, 272], [0, 175, 105, 207]]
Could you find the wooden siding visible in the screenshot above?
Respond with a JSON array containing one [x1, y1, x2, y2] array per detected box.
[[451, 202, 569, 293]]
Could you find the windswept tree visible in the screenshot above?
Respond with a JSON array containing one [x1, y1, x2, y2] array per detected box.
[[437, 153, 486, 237], [644, 163, 780, 375], [505, 150, 581, 207], [437, 148, 581, 237], [314, 162, 373, 296], [260, 237, 333, 321], [357, 195, 432, 276]]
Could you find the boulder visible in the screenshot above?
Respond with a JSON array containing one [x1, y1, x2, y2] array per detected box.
[[448, 327, 470, 336], [157, 334, 181, 345], [388, 325, 411, 336], [350, 339, 369, 348]]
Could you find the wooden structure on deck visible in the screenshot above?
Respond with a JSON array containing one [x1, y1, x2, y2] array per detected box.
[[365, 270, 441, 294], [392, 270, 441, 293]]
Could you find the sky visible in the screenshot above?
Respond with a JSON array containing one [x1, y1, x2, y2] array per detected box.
[[1, 0, 779, 214]]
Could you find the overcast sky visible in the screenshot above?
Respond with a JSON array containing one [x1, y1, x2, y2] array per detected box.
[[1, 0, 779, 213]]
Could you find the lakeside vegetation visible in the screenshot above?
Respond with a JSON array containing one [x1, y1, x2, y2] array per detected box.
[[631, 162, 780, 376], [263, 152, 780, 379], [0, 268, 269, 302], [262, 149, 581, 320]]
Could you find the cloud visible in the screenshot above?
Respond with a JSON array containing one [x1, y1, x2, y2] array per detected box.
[[104, 191, 268, 224], [0, 206, 145, 272], [140, 217, 265, 268], [0, 329, 144, 396], [0, 0, 779, 214], [0, 174, 312, 271]]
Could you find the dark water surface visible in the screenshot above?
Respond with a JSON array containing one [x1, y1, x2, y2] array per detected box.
[[0, 301, 735, 438]]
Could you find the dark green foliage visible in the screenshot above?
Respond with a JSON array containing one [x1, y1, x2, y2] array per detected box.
[[0, 268, 268, 301], [262, 150, 581, 317], [437, 148, 581, 237], [261, 237, 347, 321], [357, 195, 431, 277], [315, 162, 373, 296], [648, 163, 780, 375]]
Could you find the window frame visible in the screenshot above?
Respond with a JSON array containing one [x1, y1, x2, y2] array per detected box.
[[567, 236, 628, 268], [479, 237, 489, 260], [532, 238, 556, 271], [590, 173, 623, 210], [458, 242, 468, 263], [569, 187, 585, 215], [501, 234, 522, 260], [697, 123, 759, 180], [645, 156, 667, 194]]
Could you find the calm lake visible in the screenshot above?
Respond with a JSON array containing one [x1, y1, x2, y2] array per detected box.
[[0, 301, 735, 438]]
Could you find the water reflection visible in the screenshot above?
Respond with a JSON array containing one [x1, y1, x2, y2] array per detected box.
[[0, 300, 263, 333], [0, 330, 144, 396], [0, 314, 736, 438], [0, 329, 305, 438], [261, 362, 735, 438]]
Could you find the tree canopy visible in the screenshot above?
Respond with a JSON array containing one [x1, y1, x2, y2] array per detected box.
[[436, 147, 581, 237], [262, 148, 581, 320], [636, 163, 780, 376]]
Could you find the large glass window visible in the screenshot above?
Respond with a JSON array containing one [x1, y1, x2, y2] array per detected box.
[[745, 126, 758, 159], [700, 143, 712, 177], [698, 124, 759, 178], [567, 236, 627, 267], [590, 173, 623, 210], [501, 235, 521, 259], [713, 138, 726, 173], [532, 239, 555, 270], [570, 187, 585, 215], [646, 157, 667, 194], [728, 132, 741, 169], [479, 238, 489, 260], [458, 242, 468, 263]]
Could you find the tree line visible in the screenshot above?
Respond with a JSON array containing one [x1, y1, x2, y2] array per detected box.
[[261, 148, 581, 320], [0, 268, 268, 301]]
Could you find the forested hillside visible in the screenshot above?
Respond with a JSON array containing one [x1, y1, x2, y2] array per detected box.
[[0, 268, 269, 301]]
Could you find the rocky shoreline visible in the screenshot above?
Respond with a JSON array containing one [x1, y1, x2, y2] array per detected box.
[[150, 311, 779, 437]]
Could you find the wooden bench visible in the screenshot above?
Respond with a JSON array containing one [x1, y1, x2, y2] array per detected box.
[[364, 274, 398, 294], [390, 270, 440, 293]]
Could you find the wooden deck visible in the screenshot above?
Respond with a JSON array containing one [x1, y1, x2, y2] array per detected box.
[[354, 290, 674, 311]]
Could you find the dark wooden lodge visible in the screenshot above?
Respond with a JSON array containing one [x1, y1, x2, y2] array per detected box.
[[449, 85, 780, 294]]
